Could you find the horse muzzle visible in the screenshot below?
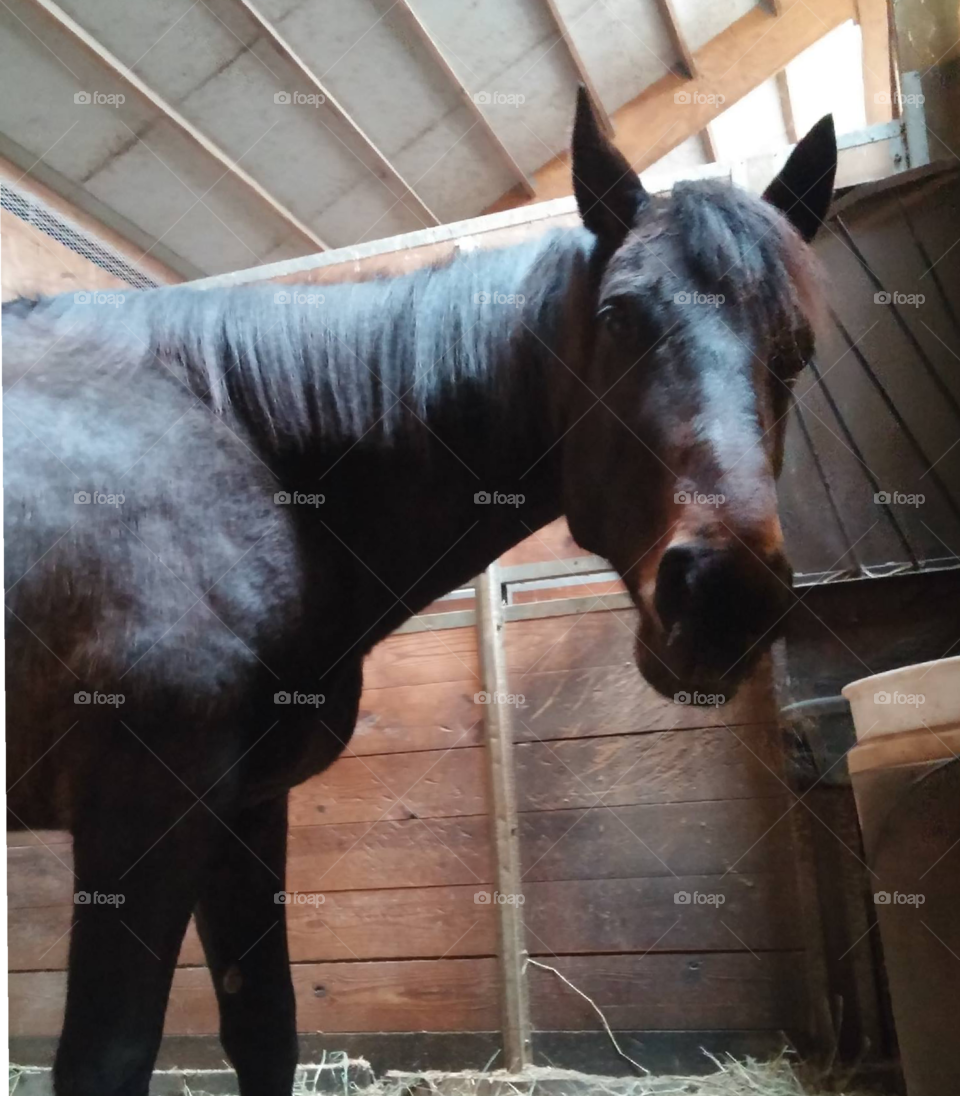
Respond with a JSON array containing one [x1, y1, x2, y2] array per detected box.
[[633, 538, 795, 703]]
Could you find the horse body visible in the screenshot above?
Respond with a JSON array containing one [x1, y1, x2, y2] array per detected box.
[[4, 92, 837, 1095]]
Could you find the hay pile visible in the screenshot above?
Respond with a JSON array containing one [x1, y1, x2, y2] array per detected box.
[[8, 1054, 884, 1096], [363, 1055, 879, 1096]]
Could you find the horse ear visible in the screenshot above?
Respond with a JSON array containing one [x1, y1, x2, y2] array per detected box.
[[762, 114, 837, 242], [572, 85, 647, 246]]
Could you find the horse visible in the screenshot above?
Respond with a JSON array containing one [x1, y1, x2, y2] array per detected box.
[[4, 89, 836, 1095]]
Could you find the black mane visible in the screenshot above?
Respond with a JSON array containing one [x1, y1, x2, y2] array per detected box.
[[672, 179, 821, 327], [140, 227, 596, 451]]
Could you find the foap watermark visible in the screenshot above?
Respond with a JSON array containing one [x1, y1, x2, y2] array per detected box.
[[874, 490, 924, 508], [274, 91, 325, 107], [274, 691, 325, 707], [675, 490, 725, 508], [474, 890, 525, 905], [875, 890, 925, 906], [874, 690, 925, 708], [475, 691, 525, 707], [275, 491, 325, 507], [674, 291, 724, 307], [275, 890, 325, 906], [475, 490, 525, 507], [473, 91, 525, 107], [75, 490, 125, 508], [674, 890, 726, 906], [674, 89, 725, 106], [74, 690, 124, 707], [74, 291, 125, 307], [275, 290, 325, 306], [874, 90, 925, 107], [875, 291, 924, 307], [74, 91, 125, 107], [475, 291, 525, 308], [674, 691, 725, 707], [75, 890, 125, 905]]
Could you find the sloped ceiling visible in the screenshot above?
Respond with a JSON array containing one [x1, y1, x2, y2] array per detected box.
[[0, 0, 862, 278]]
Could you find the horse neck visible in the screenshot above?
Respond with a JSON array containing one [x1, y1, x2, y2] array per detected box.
[[296, 228, 600, 631]]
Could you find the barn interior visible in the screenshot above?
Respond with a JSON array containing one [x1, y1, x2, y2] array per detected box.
[[3, 1, 960, 1094]]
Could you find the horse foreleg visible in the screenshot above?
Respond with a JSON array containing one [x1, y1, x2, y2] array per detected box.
[[54, 727, 232, 1096], [195, 795, 298, 1096]]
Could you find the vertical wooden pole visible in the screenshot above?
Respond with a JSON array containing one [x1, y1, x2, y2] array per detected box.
[[476, 562, 532, 1071]]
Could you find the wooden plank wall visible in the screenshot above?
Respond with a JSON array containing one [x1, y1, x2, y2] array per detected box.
[[499, 524, 812, 1043], [9, 626, 501, 1037]]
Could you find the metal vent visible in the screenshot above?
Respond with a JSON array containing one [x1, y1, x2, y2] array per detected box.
[[1, 182, 160, 291]]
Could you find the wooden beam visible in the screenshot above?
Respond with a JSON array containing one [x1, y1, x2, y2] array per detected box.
[[654, 0, 697, 78], [391, 0, 536, 198], [700, 124, 719, 162], [857, 0, 894, 124], [475, 563, 531, 1071], [233, 0, 440, 227], [486, 0, 856, 213], [27, 0, 329, 251], [775, 70, 799, 144], [538, 0, 613, 135]]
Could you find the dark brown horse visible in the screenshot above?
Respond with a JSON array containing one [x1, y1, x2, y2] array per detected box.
[[4, 91, 836, 1095]]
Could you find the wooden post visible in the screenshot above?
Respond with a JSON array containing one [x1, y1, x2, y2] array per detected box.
[[476, 562, 531, 1071]]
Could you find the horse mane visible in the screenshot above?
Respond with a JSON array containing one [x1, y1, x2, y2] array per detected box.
[[139, 228, 595, 452], [670, 178, 824, 330]]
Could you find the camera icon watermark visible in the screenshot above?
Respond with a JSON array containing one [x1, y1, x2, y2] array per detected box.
[[75, 490, 125, 507], [674, 691, 725, 707], [274, 91, 325, 107], [674, 89, 725, 106], [74, 690, 124, 707], [474, 691, 525, 707], [274, 890, 325, 905], [274, 290, 325, 306], [674, 890, 725, 906], [874, 490, 924, 508], [474, 291, 525, 307], [474, 490, 525, 507], [74, 91, 125, 107], [274, 491, 325, 507], [473, 91, 525, 107], [274, 691, 325, 707], [673, 291, 724, 306], [74, 890, 125, 905], [474, 890, 524, 905], [674, 490, 725, 508], [873, 690, 924, 708], [74, 291, 126, 307], [874, 890, 925, 906], [874, 290, 924, 307]]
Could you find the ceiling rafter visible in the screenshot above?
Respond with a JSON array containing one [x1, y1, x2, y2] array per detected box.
[[654, 0, 697, 78], [390, 0, 536, 199], [486, 0, 856, 213], [538, 0, 613, 135], [233, 0, 440, 228], [28, 0, 330, 251]]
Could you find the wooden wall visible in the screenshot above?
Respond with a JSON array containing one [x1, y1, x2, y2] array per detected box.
[[500, 523, 813, 1045]]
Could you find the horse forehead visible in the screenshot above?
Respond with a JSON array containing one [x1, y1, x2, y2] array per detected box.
[[607, 221, 687, 283]]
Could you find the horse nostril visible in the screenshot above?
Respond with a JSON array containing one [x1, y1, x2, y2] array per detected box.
[[654, 543, 701, 634]]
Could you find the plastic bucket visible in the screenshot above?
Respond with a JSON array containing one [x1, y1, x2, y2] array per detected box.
[[843, 657, 960, 1095]]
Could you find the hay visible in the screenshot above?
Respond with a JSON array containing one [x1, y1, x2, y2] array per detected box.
[[362, 1054, 880, 1096], [7, 1054, 885, 1096]]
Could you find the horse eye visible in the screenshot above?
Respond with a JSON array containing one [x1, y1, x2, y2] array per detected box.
[[597, 298, 632, 336]]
